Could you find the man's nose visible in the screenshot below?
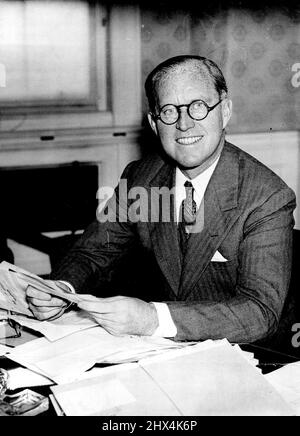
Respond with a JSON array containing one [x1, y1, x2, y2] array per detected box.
[[176, 108, 195, 131]]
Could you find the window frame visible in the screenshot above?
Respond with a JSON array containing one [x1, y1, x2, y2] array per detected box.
[[0, 2, 142, 134], [0, 1, 108, 115]]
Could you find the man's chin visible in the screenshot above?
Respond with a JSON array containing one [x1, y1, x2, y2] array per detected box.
[[177, 154, 218, 178], [178, 163, 200, 171], [177, 162, 203, 178], [177, 158, 204, 172]]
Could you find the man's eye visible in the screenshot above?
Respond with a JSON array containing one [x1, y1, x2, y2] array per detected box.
[[192, 101, 205, 110], [162, 106, 176, 116]]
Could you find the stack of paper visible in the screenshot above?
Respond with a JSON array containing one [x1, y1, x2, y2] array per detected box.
[[7, 310, 99, 342], [6, 325, 192, 384], [1, 261, 290, 416], [0, 261, 197, 386], [4, 340, 259, 392], [49, 340, 294, 416]]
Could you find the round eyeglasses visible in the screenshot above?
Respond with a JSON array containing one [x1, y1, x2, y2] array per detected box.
[[154, 99, 223, 125]]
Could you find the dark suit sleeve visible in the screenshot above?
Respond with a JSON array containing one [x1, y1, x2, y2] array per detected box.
[[167, 187, 296, 343], [50, 162, 137, 293]]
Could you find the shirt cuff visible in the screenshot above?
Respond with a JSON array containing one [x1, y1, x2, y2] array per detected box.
[[57, 280, 75, 294], [151, 302, 177, 338]]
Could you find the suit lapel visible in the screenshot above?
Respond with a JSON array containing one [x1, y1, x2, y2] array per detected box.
[[147, 162, 181, 298], [179, 143, 241, 299]]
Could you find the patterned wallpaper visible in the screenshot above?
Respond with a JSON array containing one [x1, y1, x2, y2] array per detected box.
[[141, 7, 191, 116], [141, 6, 300, 134]]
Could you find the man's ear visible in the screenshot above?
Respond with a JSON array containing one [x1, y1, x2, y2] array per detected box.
[[221, 98, 232, 129], [147, 112, 158, 135]]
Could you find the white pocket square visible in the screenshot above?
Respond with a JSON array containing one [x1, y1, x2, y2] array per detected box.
[[211, 251, 228, 262]]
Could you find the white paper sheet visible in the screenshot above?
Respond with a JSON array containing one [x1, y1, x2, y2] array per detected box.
[[53, 378, 136, 416], [7, 367, 53, 390], [7, 326, 189, 384], [50, 341, 293, 416], [50, 361, 178, 416], [9, 310, 98, 341], [265, 362, 300, 415], [138, 341, 294, 416]]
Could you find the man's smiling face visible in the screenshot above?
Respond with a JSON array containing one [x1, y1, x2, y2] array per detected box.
[[148, 65, 232, 179]]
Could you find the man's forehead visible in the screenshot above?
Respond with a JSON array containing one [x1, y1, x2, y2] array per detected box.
[[154, 67, 217, 102]]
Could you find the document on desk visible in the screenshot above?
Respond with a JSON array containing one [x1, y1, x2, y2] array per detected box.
[[6, 326, 189, 384], [8, 310, 99, 342], [265, 362, 300, 416], [7, 367, 54, 390], [139, 341, 294, 416], [51, 362, 180, 416], [50, 340, 294, 416]]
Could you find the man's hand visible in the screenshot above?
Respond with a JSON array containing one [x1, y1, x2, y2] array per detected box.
[[77, 295, 159, 336], [26, 280, 70, 321]]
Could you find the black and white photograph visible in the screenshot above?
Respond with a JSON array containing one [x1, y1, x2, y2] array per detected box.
[[0, 0, 299, 419]]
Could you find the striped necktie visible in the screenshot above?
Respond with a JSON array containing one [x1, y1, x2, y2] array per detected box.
[[178, 181, 197, 253], [182, 180, 197, 229]]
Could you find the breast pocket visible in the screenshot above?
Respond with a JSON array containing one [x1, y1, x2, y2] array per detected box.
[[203, 256, 238, 298]]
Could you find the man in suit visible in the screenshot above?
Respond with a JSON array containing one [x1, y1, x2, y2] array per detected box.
[[27, 55, 296, 344]]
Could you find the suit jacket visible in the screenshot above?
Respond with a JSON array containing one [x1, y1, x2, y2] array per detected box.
[[51, 141, 296, 343]]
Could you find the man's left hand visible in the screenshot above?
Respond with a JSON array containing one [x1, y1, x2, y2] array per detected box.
[[77, 295, 159, 336]]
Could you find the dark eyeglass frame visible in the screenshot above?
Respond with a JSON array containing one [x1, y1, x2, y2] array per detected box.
[[153, 99, 223, 125]]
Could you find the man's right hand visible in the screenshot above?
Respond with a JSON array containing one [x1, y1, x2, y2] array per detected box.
[[26, 280, 70, 321]]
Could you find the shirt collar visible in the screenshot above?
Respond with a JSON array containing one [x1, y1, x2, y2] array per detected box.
[[176, 156, 220, 196]]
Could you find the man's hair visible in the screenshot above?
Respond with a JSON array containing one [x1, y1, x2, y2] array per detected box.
[[145, 55, 228, 113]]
